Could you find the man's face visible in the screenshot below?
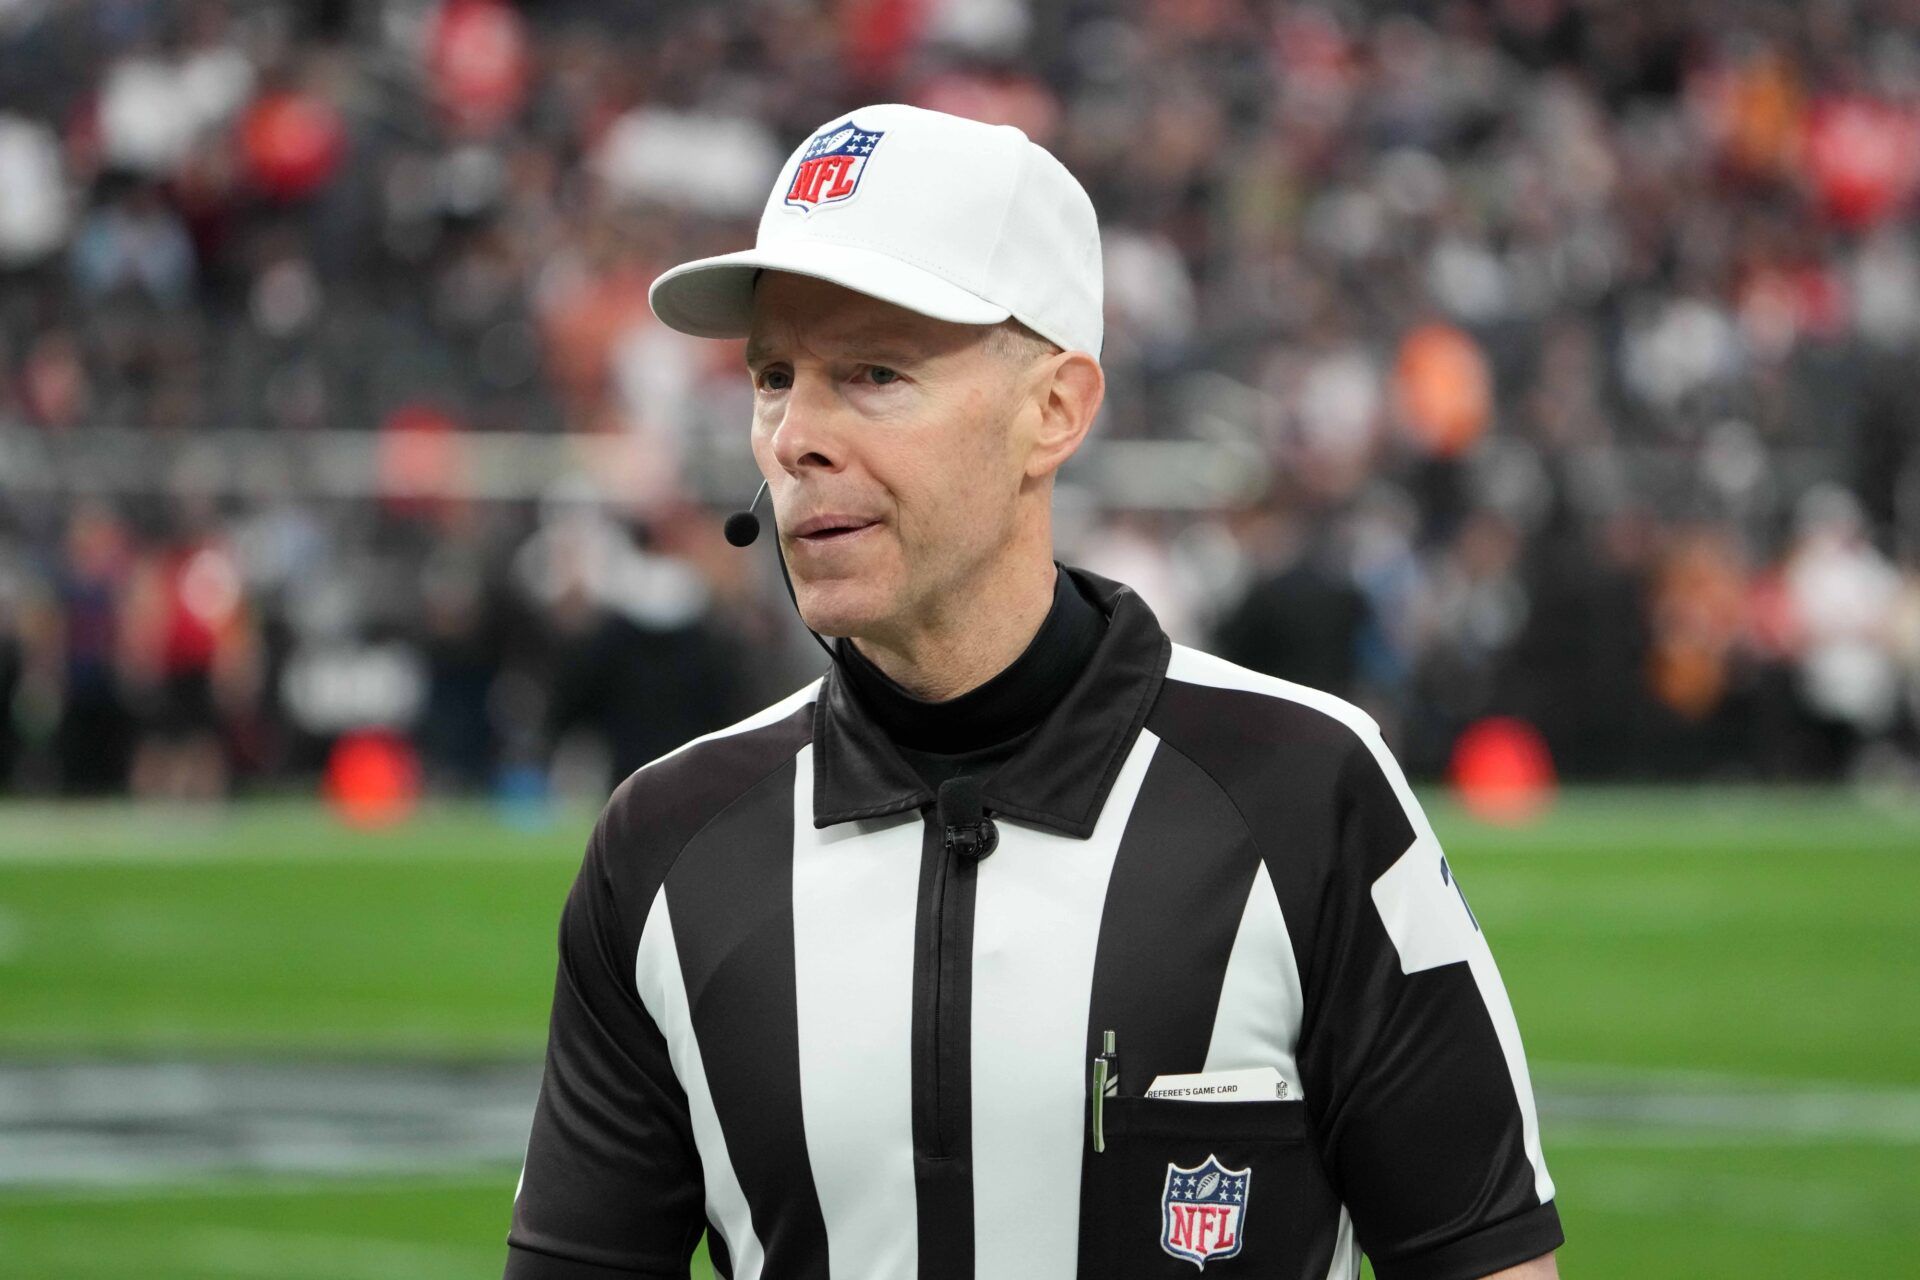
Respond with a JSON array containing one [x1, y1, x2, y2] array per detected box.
[[745, 272, 1039, 644]]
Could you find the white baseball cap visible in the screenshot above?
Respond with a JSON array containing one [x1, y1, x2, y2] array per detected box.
[[648, 103, 1103, 357]]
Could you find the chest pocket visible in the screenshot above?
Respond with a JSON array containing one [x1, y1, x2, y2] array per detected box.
[[1077, 1097, 1343, 1278]]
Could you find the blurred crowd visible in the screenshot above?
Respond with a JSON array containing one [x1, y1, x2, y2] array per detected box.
[[2, 0, 1920, 800]]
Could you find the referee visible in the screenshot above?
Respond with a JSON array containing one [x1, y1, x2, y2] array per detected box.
[[505, 105, 1562, 1280]]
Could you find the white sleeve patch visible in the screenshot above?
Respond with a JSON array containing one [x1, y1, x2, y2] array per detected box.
[[1369, 834, 1480, 975]]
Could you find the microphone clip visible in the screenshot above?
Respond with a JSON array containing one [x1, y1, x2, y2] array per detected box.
[[937, 776, 999, 861]]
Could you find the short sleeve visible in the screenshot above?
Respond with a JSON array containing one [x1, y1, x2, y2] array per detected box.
[[505, 818, 706, 1278], [1297, 728, 1563, 1280]]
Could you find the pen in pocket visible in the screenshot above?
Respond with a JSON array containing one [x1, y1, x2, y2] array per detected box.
[[1091, 1029, 1119, 1153]]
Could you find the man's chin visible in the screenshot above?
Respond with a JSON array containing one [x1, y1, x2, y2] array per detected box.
[[790, 583, 886, 641]]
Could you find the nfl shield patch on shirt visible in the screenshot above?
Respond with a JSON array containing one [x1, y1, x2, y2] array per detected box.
[[1161, 1155, 1251, 1268], [783, 121, 884, 212]]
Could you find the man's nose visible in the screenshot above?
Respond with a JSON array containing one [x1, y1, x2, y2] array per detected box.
[[768, 372, 846, 475]]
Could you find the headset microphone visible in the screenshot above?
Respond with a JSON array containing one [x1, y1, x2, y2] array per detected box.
[[722, 476, 840, 668], [724, 479, 769, 547]]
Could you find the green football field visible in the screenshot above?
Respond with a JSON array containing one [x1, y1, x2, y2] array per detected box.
[[0, 789, 1915, 1277]]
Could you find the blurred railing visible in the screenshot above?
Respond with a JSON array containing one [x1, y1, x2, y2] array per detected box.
[[0, 426, 1274, 511]]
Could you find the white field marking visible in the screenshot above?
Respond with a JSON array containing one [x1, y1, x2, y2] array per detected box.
[[2, 1060, 1915, 1196], [1534, 1060, 1920, 1095], [1570, 1164, 1920, 1236], [0, 801, 601, 865], [1538, 1101, 1920, 1145], [0, 1059, 541, 1190], [1546, 1125, 1915, 1151], [1532, 1062, 1920, 1145], [0, 1142, 531, 1191], [0, 1169, 515, 1206]]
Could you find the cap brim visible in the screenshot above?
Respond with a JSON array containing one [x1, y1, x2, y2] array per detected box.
[[649, 240, 1011, 339]]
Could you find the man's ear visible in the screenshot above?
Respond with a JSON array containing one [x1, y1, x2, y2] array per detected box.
[[1023, 350, 1104, 481]]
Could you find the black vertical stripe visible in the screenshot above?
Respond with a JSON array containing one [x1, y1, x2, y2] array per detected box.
[[1311, 741, 1548, 1269], [1083, 741, 1263, 1094], [910, 812, 977, 1280], [667, 759, 830, 1279], [1148, 681, 1359, 985]]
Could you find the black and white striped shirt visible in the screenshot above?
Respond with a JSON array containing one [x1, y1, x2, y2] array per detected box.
[[506, 568, 1562, 1280]]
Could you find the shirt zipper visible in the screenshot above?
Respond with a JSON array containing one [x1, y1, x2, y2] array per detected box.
[[928, 820, 954, 1156], [918, 808, 979, 1161]]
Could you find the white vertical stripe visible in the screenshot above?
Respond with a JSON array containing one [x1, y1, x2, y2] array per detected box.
[[634, 888, 765, 1280], [969, 730, 1161, 1280], [1202, 859, 1307, 1098], [1324, 1207, 1358, 1280], [1165, 643, 1554, 1206], [789, 744, 922, 1280]]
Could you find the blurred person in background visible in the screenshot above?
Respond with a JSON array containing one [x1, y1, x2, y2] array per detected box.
[[1783, 484, 1906, 775], [120, 496, 259, 800], [70, 173, 196, 309], [515, 497, 750, 792], [1507, 504, 1654, 780], [46, 502, 138, 794], [0, 537, 25, 789], [416, 532, 506, 792], [1643, 525, 1757, 776], [1214, 497, 1374, 703]]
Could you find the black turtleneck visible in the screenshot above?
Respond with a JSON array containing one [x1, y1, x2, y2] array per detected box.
[[836, 565, 1107, 791]]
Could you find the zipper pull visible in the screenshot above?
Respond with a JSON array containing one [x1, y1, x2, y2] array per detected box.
[[1091, 1029, 1119, 1153]]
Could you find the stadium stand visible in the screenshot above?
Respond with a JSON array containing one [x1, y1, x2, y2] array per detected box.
[[0, 0, 1916, 798]]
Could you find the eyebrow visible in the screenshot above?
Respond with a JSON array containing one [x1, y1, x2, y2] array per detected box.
[[745, 327, 937, 368]]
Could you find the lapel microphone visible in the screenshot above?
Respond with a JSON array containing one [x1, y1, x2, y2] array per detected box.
[[724, 477, 840, 667], [937, 776, 999, 861]]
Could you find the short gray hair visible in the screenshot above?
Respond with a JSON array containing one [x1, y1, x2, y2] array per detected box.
[[984, 318, 1062, 367]]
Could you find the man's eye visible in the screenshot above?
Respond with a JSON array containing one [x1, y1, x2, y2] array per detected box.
[[867, 366, 900, 385], [757, 368, 791, 391]]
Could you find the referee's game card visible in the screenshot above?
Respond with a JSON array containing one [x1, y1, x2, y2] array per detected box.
[[1144, 1067, 1291, 1102]]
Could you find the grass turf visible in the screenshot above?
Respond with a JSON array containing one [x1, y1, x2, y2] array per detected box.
[[0, 789, 1915, 1276]]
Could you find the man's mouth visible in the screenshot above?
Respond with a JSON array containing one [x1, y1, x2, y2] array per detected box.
[[792, 515, 881, 543]]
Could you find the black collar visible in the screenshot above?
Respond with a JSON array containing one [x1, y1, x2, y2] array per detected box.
[[811, 566, 1171, 837], [834, 565, 1106, 753]]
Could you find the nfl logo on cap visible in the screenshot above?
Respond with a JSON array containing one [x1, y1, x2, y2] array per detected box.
[[784, 121, 884, 212], [1161, 1155, 1251, 1269]]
